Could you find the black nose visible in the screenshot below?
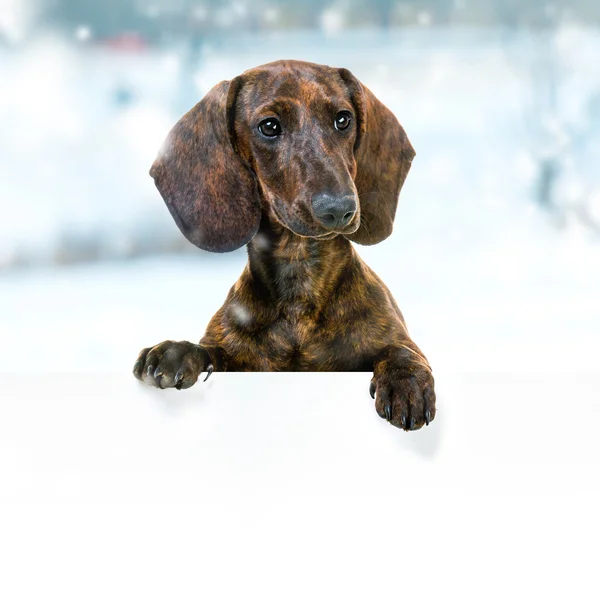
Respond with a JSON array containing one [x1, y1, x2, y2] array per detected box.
[[311, 193, 357, 230]]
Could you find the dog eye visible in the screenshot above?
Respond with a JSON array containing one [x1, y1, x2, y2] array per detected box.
[[258, 118, 282, 138], [334, 111, 352, 131]]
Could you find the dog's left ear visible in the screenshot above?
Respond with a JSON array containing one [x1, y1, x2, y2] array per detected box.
[[150, 78, 261, 253], [338, 68, 416, 246]]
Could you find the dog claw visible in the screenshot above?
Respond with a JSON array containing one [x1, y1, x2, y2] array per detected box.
[[174, 370, 184, 390], [409, 417, 416, 430], [146, 364, 154, 377], [400, 415, 407, 430], [384, 404, 392, 421], [425, 410, 431, 426], [369, 381, 376, 399], [203, 364, 214, 382], [132, 360, 141, 374]]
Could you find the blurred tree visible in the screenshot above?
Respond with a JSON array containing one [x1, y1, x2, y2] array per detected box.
[[501, 2, 600, 235], [43, 0, 600, 36], [47, 0, 140, 38]]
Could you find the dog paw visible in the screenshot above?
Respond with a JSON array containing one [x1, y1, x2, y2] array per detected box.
[[132, 341, 213, 390], [370, 361, 436, 431]]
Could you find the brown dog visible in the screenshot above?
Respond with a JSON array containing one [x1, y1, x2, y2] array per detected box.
[[133, 60, 435, 431]]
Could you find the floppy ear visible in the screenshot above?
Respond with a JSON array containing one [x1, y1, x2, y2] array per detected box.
[[150, 78, 260, 253], [338, 68, 416, 246]]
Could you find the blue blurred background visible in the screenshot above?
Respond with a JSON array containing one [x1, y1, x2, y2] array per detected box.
[[1, 0, 599, 374]]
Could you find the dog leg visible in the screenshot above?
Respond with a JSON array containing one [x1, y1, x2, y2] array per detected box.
[[133, 341, 216, 390], [370, 344, 436, 431]]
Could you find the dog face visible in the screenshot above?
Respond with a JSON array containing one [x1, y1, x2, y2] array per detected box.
[[232, 62, 361, 239], [150, 60, 415, 252]]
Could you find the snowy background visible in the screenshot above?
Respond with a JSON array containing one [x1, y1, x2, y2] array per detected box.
[[1, 1, 599, 598]]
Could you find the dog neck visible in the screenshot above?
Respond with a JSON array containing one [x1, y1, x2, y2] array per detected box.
[[246, 214, 355, 308]]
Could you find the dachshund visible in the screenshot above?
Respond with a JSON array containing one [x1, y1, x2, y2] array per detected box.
[[132, 60, 436, 431]]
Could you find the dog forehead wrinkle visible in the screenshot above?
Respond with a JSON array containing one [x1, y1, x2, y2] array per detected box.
[[247, 98, 301, 122], [253, 61, 323, 84], [270, 77, 303, 98], [246, 64, 342, 100], [309, 96, 354, 117]]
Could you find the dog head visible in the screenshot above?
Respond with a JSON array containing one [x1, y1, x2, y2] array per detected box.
[[150, 60, 415, 252]]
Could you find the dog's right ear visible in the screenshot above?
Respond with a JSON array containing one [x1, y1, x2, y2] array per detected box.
[[338, 68, 415, 246], [150, 78, 261, 253]]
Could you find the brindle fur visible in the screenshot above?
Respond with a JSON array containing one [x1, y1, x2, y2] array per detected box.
[[133, 60, 436, 431]]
